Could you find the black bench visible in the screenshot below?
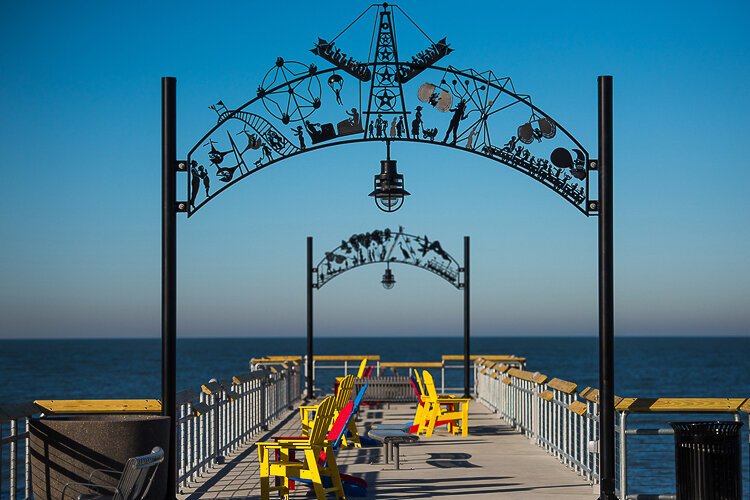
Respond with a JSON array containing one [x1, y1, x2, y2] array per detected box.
[[367, 429, 419, 469]]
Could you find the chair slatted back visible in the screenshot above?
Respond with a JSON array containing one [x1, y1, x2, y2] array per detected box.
[[334, 374, 355, 411], [308, 396, 337, 445], [421, 370, 439, 401], [356, 358, 368, 378], [113, 447, 164, 500], [414, 370, 427, 398]]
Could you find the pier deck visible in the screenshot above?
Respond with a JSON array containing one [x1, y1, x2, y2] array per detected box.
[[179, 400, 597, 499]]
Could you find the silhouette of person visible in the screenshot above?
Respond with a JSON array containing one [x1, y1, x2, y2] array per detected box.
[[292, 126, 306, 149], [503, 135, 518, 152], [466, 127, 477, 149], [396, 116, 404, 137], [190, 161, 201, 207], [443, 100, 467, 144], [368, 121, 374, 138], [390, 117, 397, 137], [375, 114, 385, 138], [412, 106, 423, 136], [346, 107, 359, 126], [199, 165, 210, 196]]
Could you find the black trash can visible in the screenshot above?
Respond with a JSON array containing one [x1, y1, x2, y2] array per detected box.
[[670, 421, 743, 500]]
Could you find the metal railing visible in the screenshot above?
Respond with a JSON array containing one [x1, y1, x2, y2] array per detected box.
[[475, 359, 600, 484], [475, 358, 750, 497], [176, 364, 301, 492], [0, 403, 35, 500], [0, 364, 302, 498], [251, 354, 525, 395]]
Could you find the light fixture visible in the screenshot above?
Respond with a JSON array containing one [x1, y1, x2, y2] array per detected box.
[[369, 141, 410, 212], [381, 264, 396, 289]]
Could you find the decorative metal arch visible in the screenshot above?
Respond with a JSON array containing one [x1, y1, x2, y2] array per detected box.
[[183, 4, 597, 217], [161, 3, 618, 498], [314, 227, 462, 289]]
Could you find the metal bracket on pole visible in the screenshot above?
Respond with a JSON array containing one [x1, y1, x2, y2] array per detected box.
[[588, 159, 599, 171], [175, 160, 188, 172], [176, 202, 188, 213]]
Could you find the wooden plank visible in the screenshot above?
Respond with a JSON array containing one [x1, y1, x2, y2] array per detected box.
[[579, 387, 592, 398], [502, 377, 512, 385], [201, 381, 223, 395], [443, 354, 525, 362], [546, 378, 578, 394], [740, 399, 750, 413], [380, 361, 443, 368], [495, 363, 511, 373], [615, 398, 747, 413], [539, 390, 554, 401], [34, 399, 161, 414], [490, 372, 498, 379], [582, 388, 599, 403], [568, 401, 588, 416], [508, 368, 547, 384], [313, 355, 381, 361]]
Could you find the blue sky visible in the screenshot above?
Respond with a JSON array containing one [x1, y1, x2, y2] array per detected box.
[[1, 0, 748, 338]]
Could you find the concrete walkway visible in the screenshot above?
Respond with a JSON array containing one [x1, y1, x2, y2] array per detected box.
[[179, 400, 598, 499]]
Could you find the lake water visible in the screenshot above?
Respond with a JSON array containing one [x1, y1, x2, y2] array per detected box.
[[1, 336, 748, 496]]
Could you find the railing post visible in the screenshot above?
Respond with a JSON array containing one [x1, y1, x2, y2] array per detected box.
[[618, 411, 627, 498], [10, 418, 17, 499], [212, 389, 223, 464], [260, 373, 269, 431]]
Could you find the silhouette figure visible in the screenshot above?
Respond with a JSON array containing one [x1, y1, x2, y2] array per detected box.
[[396, 116, 404, 137], [412, 106, 423, 136], [390, 117, 398, 137], [189, 161, 201, 207], [466, 128, 477, 149], [442, 100, 467, 144], [292, 126, 306, 149]]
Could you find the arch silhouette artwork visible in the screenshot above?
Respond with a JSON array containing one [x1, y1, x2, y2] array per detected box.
[[314, 227, 462, 289], [184, 4, 596, 217], [164, 4, 618, 498]]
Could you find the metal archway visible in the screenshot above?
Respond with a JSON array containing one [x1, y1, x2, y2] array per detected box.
[[306, 228, 471, 399], [161, 4, 616, 498]]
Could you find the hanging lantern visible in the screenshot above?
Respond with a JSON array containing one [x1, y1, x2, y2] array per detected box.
[[381, 265, 396, 289]]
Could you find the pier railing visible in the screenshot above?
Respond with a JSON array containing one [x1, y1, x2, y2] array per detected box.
[[251, 354, 525, 395], [474, 358, 750, 499], [475, 359, 600, 484], [175, 363, 302, 491], [0, 363, 302, 498]]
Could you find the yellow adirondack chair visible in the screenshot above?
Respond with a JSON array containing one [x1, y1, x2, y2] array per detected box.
[[420, 370, 470, 437], [257, 396, 345, 499], [300, 375, 361, 447]]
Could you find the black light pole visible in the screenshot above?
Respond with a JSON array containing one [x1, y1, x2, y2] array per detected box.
[[463, 236, 471, 398], [161, 76, 177, 499], [597, 75, 615, 500], [306, 236, 314, 399]]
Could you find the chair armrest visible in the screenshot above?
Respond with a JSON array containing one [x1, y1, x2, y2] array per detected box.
[[61, 481, 120, 499], [88, 467, 122, 483]]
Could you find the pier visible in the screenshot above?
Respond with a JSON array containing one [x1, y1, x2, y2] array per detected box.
[[2, 355, 748, 499]]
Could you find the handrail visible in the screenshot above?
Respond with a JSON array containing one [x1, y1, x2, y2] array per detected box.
[[615, 397, 747, 413], [34, 399, 162, 414], [475, 360, 750, 500]]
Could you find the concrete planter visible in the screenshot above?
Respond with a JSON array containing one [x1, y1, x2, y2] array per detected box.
[[29, 414, 169, 500]]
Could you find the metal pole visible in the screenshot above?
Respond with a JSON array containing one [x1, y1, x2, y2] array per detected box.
[[161, 76, 177, 499], [306, 236, 314, 399], [597, 75, 615, 500], [463, 236, 471, 398]]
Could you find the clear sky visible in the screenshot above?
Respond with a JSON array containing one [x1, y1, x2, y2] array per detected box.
[[1, 1, 748, 339]]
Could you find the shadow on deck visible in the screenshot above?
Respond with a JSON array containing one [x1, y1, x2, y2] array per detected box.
[[178, 401, 597, 499]]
